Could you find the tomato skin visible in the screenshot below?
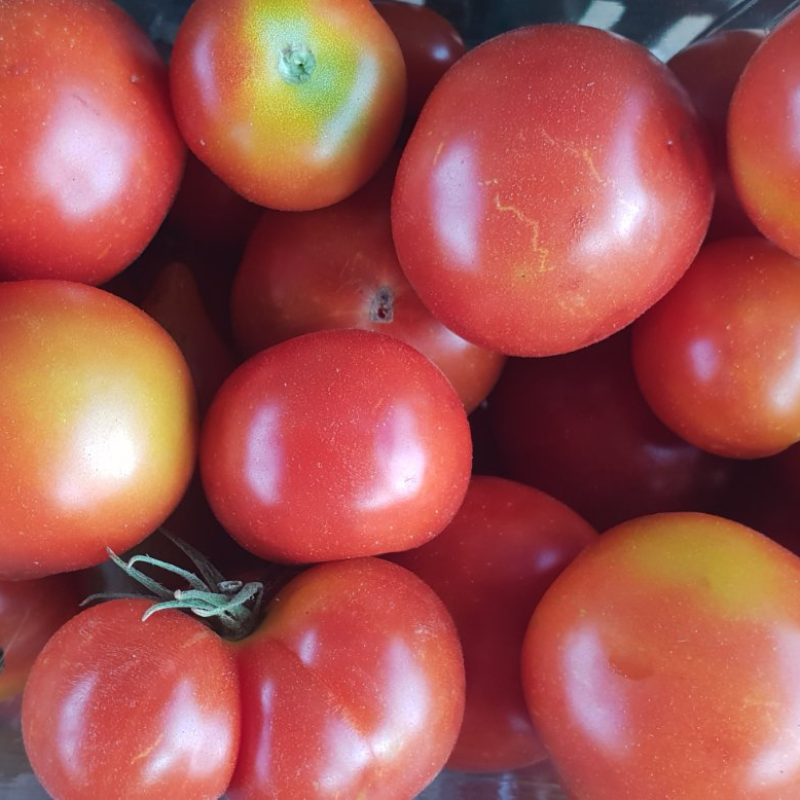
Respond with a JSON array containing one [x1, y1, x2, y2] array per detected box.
[[22, 598, 240, 800], [522, 512, 800, 800], [729, 8, 800, 258], [392, 23, 713, 356], [0, 0, 185, 284], [0, 280, 198, 580], [229, 558, 465, 799], [388, 476, 597, 772], [632, 236, 800, 458], [169, 0, 406, 211], [200, 328, 472, 563]]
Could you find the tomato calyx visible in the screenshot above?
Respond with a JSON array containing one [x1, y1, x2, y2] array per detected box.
[[84, 532, 265, 642], [279, 44, 317, 85]]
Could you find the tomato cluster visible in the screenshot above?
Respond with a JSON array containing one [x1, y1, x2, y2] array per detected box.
[[4, 1, 800, 798]]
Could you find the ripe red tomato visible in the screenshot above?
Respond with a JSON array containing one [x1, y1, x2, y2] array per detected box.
[[0, 0, 185, 284], [22, 558, 465, 800], [388, 476, 597, 772], [392, 22, 713, 356], [729, 8, 800, 257], [0, 280, 197, 580], [522, 512, 800, 799], [200, 328, 472, 563], [169, 0, 407, 211], [632, 236, 800, 458], [229, 155, 505, 413]]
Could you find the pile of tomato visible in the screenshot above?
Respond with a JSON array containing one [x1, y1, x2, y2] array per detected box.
[[3, 1, 800, 798]]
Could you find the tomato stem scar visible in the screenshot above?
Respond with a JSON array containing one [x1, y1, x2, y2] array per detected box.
[[369, 286, 394, 323], [279, 44, 317, 84]]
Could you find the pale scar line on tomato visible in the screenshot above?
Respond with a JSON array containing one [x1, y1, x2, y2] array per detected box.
[[539, 127, 605, 185], [493, 194, 552, 276]]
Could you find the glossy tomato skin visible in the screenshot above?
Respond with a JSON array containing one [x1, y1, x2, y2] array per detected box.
[[0, 0, 185, 284], [22, 598, 240, 800], [522, 512, 800, 800], [392, 23, 713, 356], [200, 328, 472, 563], [0, 280, 197, 580], [729, 8, 800, 258], [388, 476, 597, 772], [169, 0, 406, 211], [632, 236, 800, 458], [229, 156, 505, 413], [228, 557, 466, 799]]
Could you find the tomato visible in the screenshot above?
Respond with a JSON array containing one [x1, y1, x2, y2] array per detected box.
[[632, 236, 800, 458], [200, 328, 472, 563], [486, 329, 734, 531], [22, 558, 465, 799], [729, 8, 800, 258], [229, 154, 505, 413], [373, 0, 466, 120], [522, 512, 800, 799], [0, 280, 197, 580], [388, 475, 597, 772], [169, 0, 406, 211], [0, 0, 185, 284], [667, 28, 763, 241], [391, 22, 713, 357]]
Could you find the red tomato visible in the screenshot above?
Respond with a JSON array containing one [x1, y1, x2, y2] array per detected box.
[[388, 475, 597, 772], [486, 329, 734, 530], [522, 512, 800, 799], [229, 155, 505, 413], [729, 8, 800, 258], [667, 28, 763, 241], [200, 328, 472, 563], [169, 0, 406, 211], [373, 0, 466, 120], [392, 22, 713, 356], [0, 280, 197, 580], [0, 0, 185, 284], [22, 558, 465, 799], [632, 236, 800, 458]]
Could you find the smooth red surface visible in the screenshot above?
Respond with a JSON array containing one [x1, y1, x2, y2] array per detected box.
[[523, 512, 800, 799], [388, 476, 597, 772], [392, 22, 713, 356], [0, 0, 185, 283], [200, 328, 473, 563]]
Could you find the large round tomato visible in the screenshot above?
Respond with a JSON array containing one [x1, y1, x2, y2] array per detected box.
[[169, 0, 406, 211], [522, 512, 800, 799], [0, 280, 197, 580], [392, 22, 713, 356], [0, 0, 185, 284], [22, 558, 465, 799], [200, 328, 472, 563]]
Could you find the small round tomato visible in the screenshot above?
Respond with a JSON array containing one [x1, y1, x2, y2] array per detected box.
[[522, 512, 800, 799], [392, 22, 713, 356], [0, 280, 197, 580], [632, 236, 800, 458], [200, 328, 472, 563], [169, 0, 407, 211], [0, 0, 185, 284]]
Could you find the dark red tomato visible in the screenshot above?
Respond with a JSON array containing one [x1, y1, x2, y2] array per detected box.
[[388, 475, 597, 772], [522, 512, 800, 799], [23, 558, 465, 800], [200, 328, 473, 563], [729, 8, 800, 258], [0, 280, 197, 580], [632, 236, 800, 458], [230, 155, 505, 413], [392, 22, 713, 357], [0, 0, 185, 284], [169, 0, 406, 211], [667, 28, 763, 240], [373, 0, 466, 120], [0, 574, 82, 705], [486, 329, 733, 531]]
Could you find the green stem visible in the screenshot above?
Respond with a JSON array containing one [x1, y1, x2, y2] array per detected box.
[[279, 43, 317, 84]]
